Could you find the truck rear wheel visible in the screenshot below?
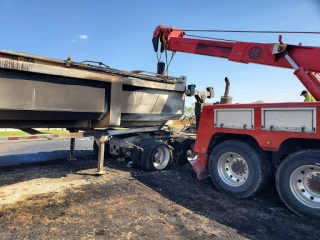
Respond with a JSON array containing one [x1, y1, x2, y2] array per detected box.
[[170, 137, 196, 165], [276, 150, 320, 219], [131, 137, 153, 168], [208, 140, 269, 198], [139, 140, 173, 171]]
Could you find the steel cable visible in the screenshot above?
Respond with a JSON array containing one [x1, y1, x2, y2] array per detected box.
[[179, 29, 320, 34]]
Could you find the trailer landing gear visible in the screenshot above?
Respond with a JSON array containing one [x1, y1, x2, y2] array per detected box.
[[96, 136, 109, 175], [67, 138, 77, 161]]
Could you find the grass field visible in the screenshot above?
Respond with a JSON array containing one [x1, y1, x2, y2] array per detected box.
[[0, 130, 68, 137], [0, 119, 192, 137]]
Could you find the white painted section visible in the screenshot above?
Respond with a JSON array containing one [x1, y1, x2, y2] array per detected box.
[[214, 108, 254, 130], [262, 108, 316, 133]]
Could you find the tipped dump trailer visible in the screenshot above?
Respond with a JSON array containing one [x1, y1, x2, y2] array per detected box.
[[0, 50, 210, 173], [0, 50, 187, 129]]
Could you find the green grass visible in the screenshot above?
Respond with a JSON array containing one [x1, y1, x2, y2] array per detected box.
[[0, 130, 68, 137], [0, 125, 188, 137]]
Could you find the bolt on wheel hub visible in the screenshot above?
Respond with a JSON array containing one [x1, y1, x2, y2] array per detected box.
[[231, 159, 247, 176], [290, 165, 320, 208], [152, 145, 170, 170], [306, 175, 320, 196], [217, 152, 249, 187]]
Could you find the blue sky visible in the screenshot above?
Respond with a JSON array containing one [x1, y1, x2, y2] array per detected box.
[[1, 0, 320, 106]]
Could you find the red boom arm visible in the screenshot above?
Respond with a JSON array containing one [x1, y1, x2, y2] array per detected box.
[[153, 25, 320, 101]]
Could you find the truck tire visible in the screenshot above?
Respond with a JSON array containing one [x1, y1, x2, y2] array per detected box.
[[276, 149, 320, 219], [170, 137, 196, 165], [208, 140, 269, 198], [139, 140, 173, 171], [131, 137, 153, 168]]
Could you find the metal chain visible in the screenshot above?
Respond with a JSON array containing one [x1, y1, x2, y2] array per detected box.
[[164, 51, 176, 75], [165, 49, 168, 66]]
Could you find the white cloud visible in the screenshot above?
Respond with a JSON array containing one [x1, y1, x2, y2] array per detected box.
[[70, 40, 77, 43], [80, 35, 88, 39]]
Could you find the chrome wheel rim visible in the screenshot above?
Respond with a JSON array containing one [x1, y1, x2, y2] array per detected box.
[[152, 145, 170, 170], [217, 152, 249, 186], [290, 165, 320, 208]]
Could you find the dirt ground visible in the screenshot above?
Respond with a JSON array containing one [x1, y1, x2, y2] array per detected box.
[[0, 156, 319, 240]]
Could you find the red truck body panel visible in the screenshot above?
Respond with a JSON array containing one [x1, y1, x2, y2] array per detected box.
[[193, 102, 320, 170]]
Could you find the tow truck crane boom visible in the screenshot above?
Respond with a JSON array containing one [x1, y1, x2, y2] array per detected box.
[[153, 25, 320, 100]]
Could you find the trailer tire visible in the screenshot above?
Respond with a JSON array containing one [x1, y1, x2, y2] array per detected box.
[[276, 149, 320, 219], [93, 141, 112, 158], [170, 137, 196, 165], [208, 140, 269, 198], [131, 137, 153, 168], [140, 140, 173, 171]]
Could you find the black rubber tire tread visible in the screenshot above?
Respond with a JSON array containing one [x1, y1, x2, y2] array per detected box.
[[208, 140, 269, 198], [93, 141, 112, 158], [169, 137, 195, 165], [275, 149, 320, 219], [236, 139, 274, 184], [252, 142, 274, 187], [140, 140, 173, 172], [131, 137, 153, 168]]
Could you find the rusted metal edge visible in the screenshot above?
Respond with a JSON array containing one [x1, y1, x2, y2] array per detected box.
[[121, 77, 186, 92], [0, 50, 65, 64], [0, 59, 120, 83], [0, 50, 178, 84]]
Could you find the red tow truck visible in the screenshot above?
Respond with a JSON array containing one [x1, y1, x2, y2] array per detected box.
[[153, 25, 320, 219]]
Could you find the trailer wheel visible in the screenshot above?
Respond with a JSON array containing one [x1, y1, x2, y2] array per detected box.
[[93, 141, 112, 158], [131, 137, 153, 168], [140, 140, 173, 171], [208, 140, 269, 198], [276, 149, 320, 219], [170, 137, 197, 165]]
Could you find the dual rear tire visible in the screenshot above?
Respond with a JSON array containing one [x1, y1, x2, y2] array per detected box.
[[276, 150, 320, 219], [132, 138, 174, 171], [208, 140, 320, 219]]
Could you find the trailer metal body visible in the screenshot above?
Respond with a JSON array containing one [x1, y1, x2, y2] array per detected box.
[[0, 50, 186, 129]]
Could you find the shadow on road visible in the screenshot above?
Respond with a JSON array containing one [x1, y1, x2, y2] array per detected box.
[[0, 149, 93, 167], [0, 150, 97, 186]]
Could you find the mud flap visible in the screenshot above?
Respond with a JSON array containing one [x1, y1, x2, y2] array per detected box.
[[190, 160, 209, 180]]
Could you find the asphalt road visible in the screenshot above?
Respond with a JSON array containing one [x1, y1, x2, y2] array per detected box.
[[0, 137, 94, 167]]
